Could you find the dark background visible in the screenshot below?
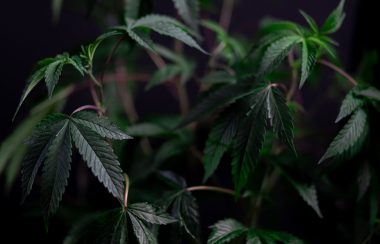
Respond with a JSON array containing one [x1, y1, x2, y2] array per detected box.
[[0, 0, 378, 243]]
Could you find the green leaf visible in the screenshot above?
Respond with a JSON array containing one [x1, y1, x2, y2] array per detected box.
[[132, 14, 206, 53], [246, 229, 303, 244], [201, 71, 236, 85], [262, 85, 295, 152], [321, 0, 346, 34], [319, 108, 369, 163], [307, 36, 338, 60], [178, 80, 257, 128], [354, 86, 380, 101], [258, 35, 302, 77], [126, 27, 156, 52], [208, 219, 247, 244], [70, 122, 125, 202], [335, 90, 364, 123], [146, 65, 181, 90], [172, 192, 200, 241], [299, 10, 318, 33], [300, 40, 318, 88], [172, 0, 200, 33], [232, 99, 266, 194], [128, 202, 177, 225], [259, 20, 302, 35], [72, 111, 132, 140], [293, 184, 323, 218], [203, 109, 239, 182], [128, 211, 157, 244], [14, 54, 84, 120], [21, 114, 67, 202], [41, 120, 72, 219]]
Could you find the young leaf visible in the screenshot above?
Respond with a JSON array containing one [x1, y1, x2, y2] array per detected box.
[[72, 111, 132, 140], [172, 0, 200, 33], [300, 40, 318, 88], [41, 120, 72, 219], [178, 80, 256, 128], [45, 60, 65, 96], [172, 192, 200, 241], [203, 109, 240, 182], [146, 65, 181, 90], [321, 0, 346, 34], [258, 35, 302, 77], [299, 10, 318, 33], [70, 123, 125, 202], [132, 14, 206, 53], [128, 202, 177, 225], [335, 91, 363, 123], [208, 219, 247, 244], [319, 108, 369, 163]]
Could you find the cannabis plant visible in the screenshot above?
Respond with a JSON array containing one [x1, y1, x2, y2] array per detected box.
[[1, 0, 379, 243]]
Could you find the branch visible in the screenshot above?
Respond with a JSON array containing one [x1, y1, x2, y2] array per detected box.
[[318, 59, 358, 86], [186, 185, 235, 196]]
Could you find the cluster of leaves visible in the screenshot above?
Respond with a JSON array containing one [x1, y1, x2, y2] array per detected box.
[[3, 0, 380, 243]]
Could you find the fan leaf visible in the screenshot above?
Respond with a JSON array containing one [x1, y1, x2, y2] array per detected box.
[[208, 219, 247, 244]]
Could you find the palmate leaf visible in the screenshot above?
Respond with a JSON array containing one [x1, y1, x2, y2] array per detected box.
[[299, 10, 318, 33], [335, 90, 364, 123], [203, 108, 240, 182], [14, 53, 84, 120], [172, 0, 200, 33], [208, 219, 247, 244], [293, 184, 323, 218], [300, 40, 318, 88], [21, 112, 131, 219], [126, 27, 156, 52], [258, 35, 302, 78], [355, 85, 380, 102], [41, 120, 72, 220], [232, 84, 295, 193], [178, 80, 257, 128], [128, 212, 157, 244], [70, 122, 125, 202], [321, 0, 346, 34], [131, 14, 206, 53], [319, 108, 369, 164], [72, 111, 132, 140]]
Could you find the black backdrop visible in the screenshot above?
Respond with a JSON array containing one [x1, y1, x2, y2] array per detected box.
[[0, 0, 378, 243]]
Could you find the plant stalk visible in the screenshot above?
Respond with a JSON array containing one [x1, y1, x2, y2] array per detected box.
[[318, 59, 358, 86]]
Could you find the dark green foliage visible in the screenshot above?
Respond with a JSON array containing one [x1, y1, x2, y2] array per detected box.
[[208, 219, 303, 244], [65, 203, 176, 244], [21, 112, 131, 219]]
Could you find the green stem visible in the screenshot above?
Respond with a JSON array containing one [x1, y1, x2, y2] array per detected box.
[[318, 59, 358, 86]]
